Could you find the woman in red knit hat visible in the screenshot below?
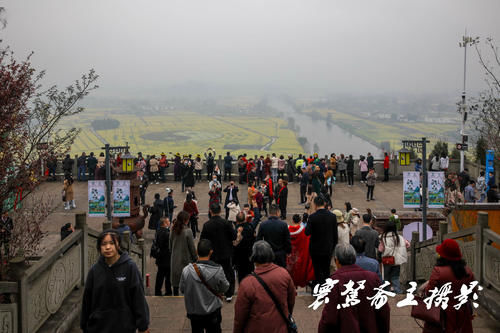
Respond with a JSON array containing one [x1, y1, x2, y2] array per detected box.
[[421, 238, 476, 333]]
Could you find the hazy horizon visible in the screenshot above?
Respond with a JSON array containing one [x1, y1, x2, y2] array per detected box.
[[2, 0, 500, 98]]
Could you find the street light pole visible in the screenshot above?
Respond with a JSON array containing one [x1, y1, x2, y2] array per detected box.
[[422, 137, 428, 240], [458, 33, 479, 172]]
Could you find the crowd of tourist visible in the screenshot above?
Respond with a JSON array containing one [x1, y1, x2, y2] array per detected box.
[[37, 149, 490, 332]]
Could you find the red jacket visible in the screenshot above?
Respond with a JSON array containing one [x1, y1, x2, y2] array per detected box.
[[286, 224, 315, 287], [318, 264, 390, 333], [234, 263, 296, 333], [383, 156, 390, 169], [423, 265, 475, 333]]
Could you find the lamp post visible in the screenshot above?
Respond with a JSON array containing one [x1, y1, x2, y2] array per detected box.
[[402, 138, 430, 240], [458, 33, 479, 172], [101, 142, 131, 229]]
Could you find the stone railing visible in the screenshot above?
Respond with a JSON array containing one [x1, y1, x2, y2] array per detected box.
[[401, 212, 500, 320], [0, 213, 145, 333]]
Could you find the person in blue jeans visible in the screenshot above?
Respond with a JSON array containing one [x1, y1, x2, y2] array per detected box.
[[77, 152, 87, 181]]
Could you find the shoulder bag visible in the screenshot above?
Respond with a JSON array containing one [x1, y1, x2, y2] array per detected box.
[[381, 237, 395, 266], [192, 263, 223, 300], [251, 272, 298, 333]]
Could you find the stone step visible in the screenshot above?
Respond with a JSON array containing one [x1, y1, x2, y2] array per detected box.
[[145, 295, 500, 332]]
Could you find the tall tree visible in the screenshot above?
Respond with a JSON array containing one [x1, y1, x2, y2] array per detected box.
[[0, 47, 98, 210], [470, 37, 500, 154]]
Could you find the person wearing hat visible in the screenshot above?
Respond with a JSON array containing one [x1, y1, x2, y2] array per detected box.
[[420, 239, 476, 333], [333, 209, 350, 246], [348, 208, 362, 235]]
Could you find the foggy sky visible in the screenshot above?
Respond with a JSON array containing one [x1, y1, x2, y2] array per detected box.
[[2, 0, 500, 97]]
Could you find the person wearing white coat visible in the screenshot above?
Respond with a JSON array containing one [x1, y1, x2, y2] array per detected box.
[[378, 221, 409, 294]]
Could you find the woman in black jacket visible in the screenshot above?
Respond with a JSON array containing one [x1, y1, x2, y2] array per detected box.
[[81, 230, 149, 333], [154, 217, 172, 296]]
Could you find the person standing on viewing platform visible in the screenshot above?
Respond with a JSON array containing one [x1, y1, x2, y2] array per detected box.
[[256, 204, 291, 268], [183, 192, 199, 238], [276, 179, 288, 220], [277, 155, 286, 180], [224, 180, 239, 220], [305, 196, 337, 287], [77, 152, 87, 181], [194, 155, 203, 182], [154, 217, 172, 296], [234, 240, 296, 333], [366, 168, 377, 201], [63, 175, 75, 210], [286, 154, 295, 183], [170, 211, 198, 296], [299, 165, 310, 204], [159, 153, 169, 182], [205, 148, 216, 181], [286, 214, 315, 288], [271, 153, 279, 183], [174, 153, 182, 181], [359, 155, 368, 183], [180, 239, 229, 333], [87, 152, 97, 180], [317, 243, 389, 333], [347, 154, 355, 187], [62, 154, 74, 178], [351, 235, 382, 281], [233, 212, 257, 283], [224, 151, 233, 181], [354, 214, 379, 260], [200, 203, 237, 302], [81, 230, 150, 333], [337, 154, 347, 182], [383, 152, 390, 182]]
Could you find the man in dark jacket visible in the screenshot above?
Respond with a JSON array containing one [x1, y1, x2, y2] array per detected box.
[[224, 152, 233, 181], [155, 217, 172, 296], [286, 155, 295, 183], [318, 243, 390, 333], [223, 181, 239, 220], [77, 152, 87, 181], [81, 230, 149, 333], [87, 152, 98, 180], [346, 154, 355, 186], [47, 154, 58, 181], [256, 204, 291, 268], [354, 214, 380, 260], [200, 204, 237, 302], [62, 154, 74, 177], [458, 168, 470, 193], [305, 196, 338, 287], [148, 193, 164, 230], [163, 189, 175, 222], [367, 152, 374, 169]]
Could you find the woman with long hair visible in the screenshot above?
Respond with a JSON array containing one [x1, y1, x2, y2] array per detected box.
[[343, 201, 352, 224], [169, 211, 197, 296], [194, 155, 203, 181], [324, 169, 334, 197], [183, 192, 199, 238], [378, 221, 408, 294], [421, 239, 476, 333], [81, 230, 149, 333], [333, 209, 350, 245], [359, 155, 368, 183], [305, 184, 317, 216]]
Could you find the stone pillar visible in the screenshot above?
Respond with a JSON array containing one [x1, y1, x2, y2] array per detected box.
[[475, 212, 489, 285], [75, 213, 88, 286]]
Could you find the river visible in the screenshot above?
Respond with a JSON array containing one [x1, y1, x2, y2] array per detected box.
[[269, 99, 383, 158]]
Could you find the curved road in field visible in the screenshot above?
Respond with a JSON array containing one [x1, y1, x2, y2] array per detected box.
[[213, 116, 277, 151]]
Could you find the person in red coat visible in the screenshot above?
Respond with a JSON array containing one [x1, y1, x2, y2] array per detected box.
[[234, 240, 296, 333], [318, 243, 390, 333], [383, 152, 390, 182], [421, 239, 476, 333], [286, 214, 314, 288]]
